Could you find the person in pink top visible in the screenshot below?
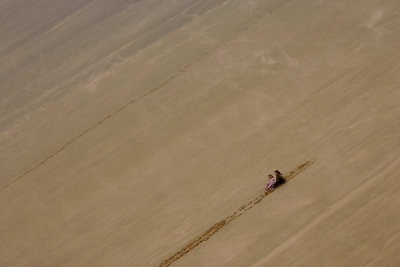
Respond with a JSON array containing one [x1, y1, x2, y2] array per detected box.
[[266, 174, 276, 191]]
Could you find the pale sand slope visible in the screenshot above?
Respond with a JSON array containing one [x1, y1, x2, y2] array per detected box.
[[1, 0, 400, 266]]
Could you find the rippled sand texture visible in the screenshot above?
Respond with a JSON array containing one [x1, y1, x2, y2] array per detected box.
[[1, 0, 400, 266]]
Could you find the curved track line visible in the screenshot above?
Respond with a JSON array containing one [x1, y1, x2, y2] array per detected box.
[[1, 0, 293, 192], [159, 159, 315, 267]]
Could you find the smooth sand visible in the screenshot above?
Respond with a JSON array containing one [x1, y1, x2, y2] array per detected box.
[[1, 0, 400, 266]]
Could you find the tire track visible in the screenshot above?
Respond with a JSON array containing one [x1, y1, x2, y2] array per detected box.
[[1, 0, 294, 191], [159, 159, 315, 267]]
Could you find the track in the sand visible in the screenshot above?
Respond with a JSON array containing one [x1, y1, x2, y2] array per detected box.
[[159, 159, 315, 267]]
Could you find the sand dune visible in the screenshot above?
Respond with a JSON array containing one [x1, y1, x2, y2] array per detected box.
[[1, 0, 400, 266]]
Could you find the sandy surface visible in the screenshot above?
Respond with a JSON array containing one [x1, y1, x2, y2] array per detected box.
[[1, 0, 400, 266]]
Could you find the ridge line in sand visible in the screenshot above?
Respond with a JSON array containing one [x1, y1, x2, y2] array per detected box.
[[1, 0, 293, 192], [159, 159, 315, 267]]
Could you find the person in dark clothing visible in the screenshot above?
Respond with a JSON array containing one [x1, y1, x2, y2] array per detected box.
[[274, 170, 286, 187]]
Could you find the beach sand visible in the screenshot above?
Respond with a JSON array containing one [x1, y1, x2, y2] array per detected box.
[[1, 0, 400, 266]]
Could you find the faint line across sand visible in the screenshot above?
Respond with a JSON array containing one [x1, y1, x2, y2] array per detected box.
[[251, 160, 395, 267], [159, 159, 315, 267], [1, 0, 293, 192]]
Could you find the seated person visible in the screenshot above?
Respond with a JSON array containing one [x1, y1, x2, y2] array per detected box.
[[266, 174, 276, 191], [274, 170, 286, 187]]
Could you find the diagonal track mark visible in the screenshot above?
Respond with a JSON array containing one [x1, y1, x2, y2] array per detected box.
[[1, 0, 293, 192], [0, 46, 208, 191], [159, 159, 315, 267], [251, 158, 397, 267]]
